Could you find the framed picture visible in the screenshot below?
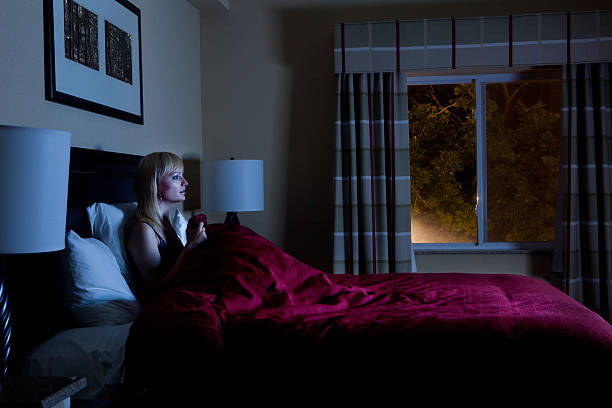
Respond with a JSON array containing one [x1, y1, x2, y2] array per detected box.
[[43, 0, 144, 124]]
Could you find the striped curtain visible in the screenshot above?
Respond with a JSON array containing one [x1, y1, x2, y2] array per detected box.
[[335, 11, 612, 74], [555, 63, 612, 321], [333, 72, 415, 275]]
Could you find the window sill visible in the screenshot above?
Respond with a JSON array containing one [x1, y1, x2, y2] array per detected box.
[[414, 243, 553, 255]]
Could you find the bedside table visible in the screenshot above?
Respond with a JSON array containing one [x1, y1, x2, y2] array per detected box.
[[0, 376, 86, 407]]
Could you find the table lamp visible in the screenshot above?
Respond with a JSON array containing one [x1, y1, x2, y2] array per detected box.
[[0, 125, 71, 376], [202, 159, 264, 224]]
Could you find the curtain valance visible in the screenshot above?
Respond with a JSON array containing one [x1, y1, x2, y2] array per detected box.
[[334, 10, 612, 73]]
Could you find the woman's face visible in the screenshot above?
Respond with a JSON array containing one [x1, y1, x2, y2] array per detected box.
[[157, 168, 188, 202]]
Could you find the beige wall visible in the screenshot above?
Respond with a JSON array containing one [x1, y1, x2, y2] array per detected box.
[[0, 0, 203, 160], [200, 0, 608, 279], [417, 252, 559, 287]]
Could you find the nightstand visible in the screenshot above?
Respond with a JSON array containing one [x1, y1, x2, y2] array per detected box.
[[0, 376, 86, 407]]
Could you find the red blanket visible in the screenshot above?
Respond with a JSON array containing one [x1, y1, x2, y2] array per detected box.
[[125, 223, 612, 394]]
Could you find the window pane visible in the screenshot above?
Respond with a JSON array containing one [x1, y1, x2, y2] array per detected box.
[[486, 80, 561, 242], [408, 83, 477, 243]]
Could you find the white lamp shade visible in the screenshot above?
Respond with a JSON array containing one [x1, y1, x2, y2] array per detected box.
[[0, 125, 71, 254], [202, 160, 264, 212]]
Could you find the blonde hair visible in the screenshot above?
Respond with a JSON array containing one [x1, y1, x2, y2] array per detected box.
[[132, 152, 184, 231]]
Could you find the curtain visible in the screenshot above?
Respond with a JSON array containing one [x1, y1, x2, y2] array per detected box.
[[333, 72, 415, 275], [335, 11, 612, 74], [554, 63, 612, 321]]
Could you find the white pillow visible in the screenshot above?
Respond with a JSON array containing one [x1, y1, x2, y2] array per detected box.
[[86, 203, 188, 291], [62, 230, 140, 326], [21, 323, 132, 399], [86, 202, 138, 292]]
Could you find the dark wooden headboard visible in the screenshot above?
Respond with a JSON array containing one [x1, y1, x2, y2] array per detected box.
[[66, 147, 142, 237], [6, 147, 142, 374]]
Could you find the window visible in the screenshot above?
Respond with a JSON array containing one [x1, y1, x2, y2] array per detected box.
[[407, 68, 561, 251]]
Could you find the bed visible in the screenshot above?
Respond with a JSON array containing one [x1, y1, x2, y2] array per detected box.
[[9, 147, 612, 402], [125, 223, 612, 399]]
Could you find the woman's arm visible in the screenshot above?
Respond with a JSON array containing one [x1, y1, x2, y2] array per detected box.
[[160, 221, 207, 287], [126, 222, 166, 295], [127, 220, 208, 295]]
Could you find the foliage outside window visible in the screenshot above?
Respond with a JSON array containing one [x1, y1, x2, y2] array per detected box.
[[407, 70, 561, 250]]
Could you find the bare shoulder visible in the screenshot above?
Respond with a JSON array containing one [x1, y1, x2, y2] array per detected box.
[[128, 221, 154, 234], [126, 221, 158, 245]]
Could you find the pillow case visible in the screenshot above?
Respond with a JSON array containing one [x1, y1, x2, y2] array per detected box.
[[21, 323, 132, 399], [86, 202, 138, 292], [62, 230, 140, 326], [86, 202, 188, 292], [169, 207, 188, 245]]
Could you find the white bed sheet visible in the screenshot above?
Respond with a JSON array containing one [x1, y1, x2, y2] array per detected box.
[[21, 323, 132, 399]]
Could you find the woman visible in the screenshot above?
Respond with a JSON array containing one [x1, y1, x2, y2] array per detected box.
[[126, 152, 208, 301]]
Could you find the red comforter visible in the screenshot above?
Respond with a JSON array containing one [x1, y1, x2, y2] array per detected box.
[[125, 223, 612, 394]]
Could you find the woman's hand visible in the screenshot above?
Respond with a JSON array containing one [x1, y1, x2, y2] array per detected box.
[[185, 221, 207, 251], [161, 220, 207, 289]]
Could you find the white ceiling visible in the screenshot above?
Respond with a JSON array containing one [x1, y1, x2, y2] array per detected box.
[[186, 0, 229, 11]]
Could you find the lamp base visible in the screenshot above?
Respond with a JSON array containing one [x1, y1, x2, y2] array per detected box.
[[224, 212, 240, 225], [0, 255, 11, 377]]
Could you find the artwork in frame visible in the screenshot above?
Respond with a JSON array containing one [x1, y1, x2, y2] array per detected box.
[[43, 0, 144, 125]]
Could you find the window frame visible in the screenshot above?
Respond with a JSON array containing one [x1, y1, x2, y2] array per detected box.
[[406, 69, 561, 253]]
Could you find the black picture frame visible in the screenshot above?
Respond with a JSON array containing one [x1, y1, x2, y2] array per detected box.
[[43, 0, 144, 125]]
